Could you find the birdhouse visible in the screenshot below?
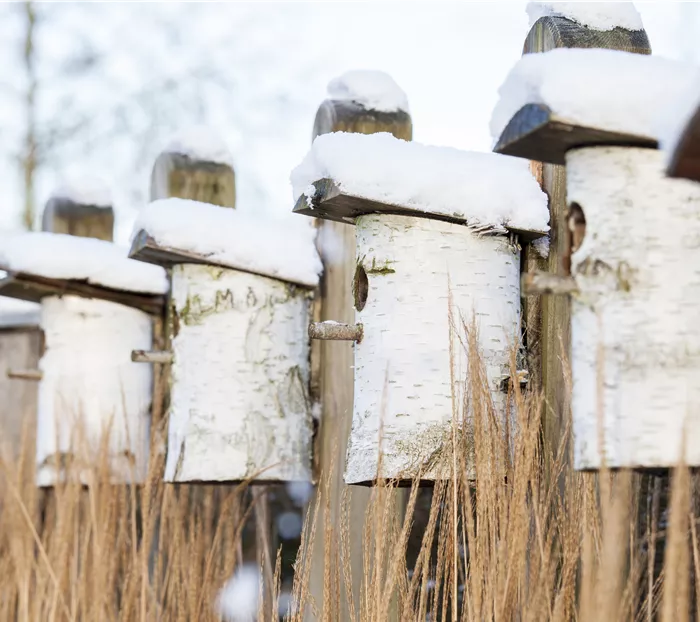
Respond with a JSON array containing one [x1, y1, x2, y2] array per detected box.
[[0, 189, 167, 486], [292, 131, 549, 485], [493, 47, 700, 470], [130, 193, 321, 483]]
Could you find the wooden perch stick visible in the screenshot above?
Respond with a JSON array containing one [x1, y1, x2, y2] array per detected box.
[[7, 368, 43, 381], [522, 272, 578, 296], [308, 322, 363, 343], [131, 350, 173, 364]]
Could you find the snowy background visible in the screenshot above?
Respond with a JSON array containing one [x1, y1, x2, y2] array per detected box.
[[0, 2, 697, 243]]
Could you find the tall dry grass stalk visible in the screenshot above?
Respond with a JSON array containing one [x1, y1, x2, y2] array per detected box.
[[0, 317, 696, 620]]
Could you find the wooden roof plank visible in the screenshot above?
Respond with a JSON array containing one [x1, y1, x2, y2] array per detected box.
[[293, 178, 547, 242]]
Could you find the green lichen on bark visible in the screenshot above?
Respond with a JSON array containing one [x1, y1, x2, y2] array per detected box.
[[355, 254, 396, 276], [178, 289, 236, 326]]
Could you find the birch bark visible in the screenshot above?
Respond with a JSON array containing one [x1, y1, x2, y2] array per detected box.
[[568, 147, 700, 469], [165, 264, 313, 482], [346, 214, 520, 484], [36, 295, 152, 486]]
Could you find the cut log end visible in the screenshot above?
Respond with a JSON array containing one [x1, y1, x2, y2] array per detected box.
[[308, 321, 363, 343], [131, 350, 174, 364], [522, 271, 578, 297]]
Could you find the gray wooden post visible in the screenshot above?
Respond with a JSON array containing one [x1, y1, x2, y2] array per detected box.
[[0, 302, 40, 458], [305, 87, 412, 620]]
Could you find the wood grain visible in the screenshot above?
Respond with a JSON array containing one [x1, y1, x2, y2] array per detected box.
[[0, 327, 41, 457], [494, 103, 656, 166], [295, 178, 546, 241], [41, 198, 114, 242], [0, 272, 164, 316], [150, 152, 235, 208], [523, 16, 651, 56]]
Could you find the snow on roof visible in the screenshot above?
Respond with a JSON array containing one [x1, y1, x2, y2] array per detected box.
[[133, 198, 322, 288], [490, 48, 700, 143], [526, 2, 644, 32], [327, 70, 409, 114], [0, 297, 40, 328], [164, 126, 234, 167], [290, 131, 549, 234], [0, 232, 168, 295], [50, 177, 112, 208]]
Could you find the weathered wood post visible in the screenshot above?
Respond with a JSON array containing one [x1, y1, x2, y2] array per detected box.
[[0, 185, 166, 485], [293, 132, 547, 484], [300, 70, 413, 617], [518, 13, 650, 461], [0, 299, 41, 458]]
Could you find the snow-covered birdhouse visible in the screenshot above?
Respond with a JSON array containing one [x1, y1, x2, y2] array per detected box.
[[0, 227, 167, 486], [130, 198, 321, 483], [493, 47, 700, 470], [292, 131, 549, 485]]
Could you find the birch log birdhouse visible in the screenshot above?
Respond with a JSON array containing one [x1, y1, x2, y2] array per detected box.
[[0, 186, 167, 486], [493, 47, 700, 470], [130, 151, 321, 483], [292, 131, 549, 485]]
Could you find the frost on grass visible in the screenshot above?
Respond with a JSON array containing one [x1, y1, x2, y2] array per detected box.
[[0, 296, 40, 327], [327, 69, 409, 113], [490, 49, 700, 142], [133, 198, 322, 287], [217, 565, 260, 622], [0, 232, 168, 294], [50, 176, 112, 207], [163, 125, 234, 166], [526, 2, 643, 31], [291, 131, 549, 234]]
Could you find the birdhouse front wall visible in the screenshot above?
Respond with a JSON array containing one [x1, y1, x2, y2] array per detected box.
[[36, 295, 152, 486], [567, 146, 700, 470], [346, 213, 520, 484], [165, 264, 313, 483]]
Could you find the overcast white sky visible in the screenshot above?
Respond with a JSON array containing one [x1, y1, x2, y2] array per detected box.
[[0, 2, 697, 242]]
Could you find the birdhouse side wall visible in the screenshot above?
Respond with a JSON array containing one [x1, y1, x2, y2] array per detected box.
[[346, 213, 521, 484], [36, 295, 153, 486], [165, 264, 313, 483], [567, 146, 700, 469]]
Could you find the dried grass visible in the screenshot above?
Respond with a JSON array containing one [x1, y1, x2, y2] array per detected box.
[[0, 319, 695, 620]]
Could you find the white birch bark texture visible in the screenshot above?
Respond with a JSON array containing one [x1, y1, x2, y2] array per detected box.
[[165, 264, 313, 483], [346, 213, 520, 484], [36, 295, 153, 487], [568, 147, 700, 469]]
